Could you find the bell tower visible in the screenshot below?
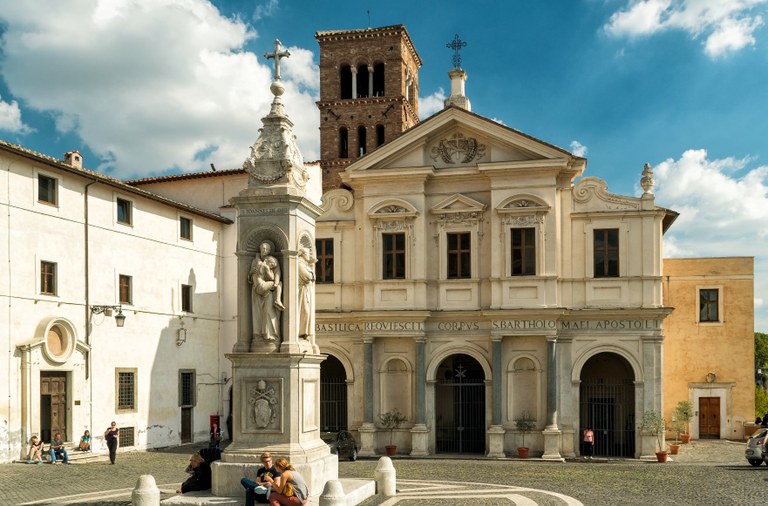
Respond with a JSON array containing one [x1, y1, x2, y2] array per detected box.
[[315, 24, 422, 191]]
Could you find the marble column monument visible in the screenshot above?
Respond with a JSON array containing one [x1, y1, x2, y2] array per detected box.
[[212, 40, 336, 499]]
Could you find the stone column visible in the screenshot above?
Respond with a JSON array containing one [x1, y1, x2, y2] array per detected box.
[[367, 65, 374, 98], [410, 337, 429, 456], [487, 336, 505, 458], [358, 337, 377, 456], [541, 336, 563, 460], [351, 67, 358, 99]]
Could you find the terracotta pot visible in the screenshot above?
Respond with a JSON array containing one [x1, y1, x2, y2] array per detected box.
[[656, 450, 669, 462], [680, 433, 691, 444], [669, 443, 681, 455], [517, 447, 529, 459], [385, 445, 397, 456]]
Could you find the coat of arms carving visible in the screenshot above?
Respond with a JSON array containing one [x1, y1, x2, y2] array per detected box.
[[430, 132, 486, 164]]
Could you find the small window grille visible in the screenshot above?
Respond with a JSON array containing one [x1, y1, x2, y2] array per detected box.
[[118, 371, 135, 410], [120, 426, 135, 447]]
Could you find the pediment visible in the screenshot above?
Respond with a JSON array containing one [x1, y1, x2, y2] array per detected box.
[[344, 107, 581, 177], [431, 193, 486, 215], [497, 195, 550, 214], [368, 199, 418, 220]]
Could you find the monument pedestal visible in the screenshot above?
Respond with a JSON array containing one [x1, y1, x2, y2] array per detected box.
[[215, 352, 337, 498]]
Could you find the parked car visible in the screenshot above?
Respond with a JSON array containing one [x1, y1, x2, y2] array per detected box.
[[323, 430, 358, 461], [745, 428, 768, 466]]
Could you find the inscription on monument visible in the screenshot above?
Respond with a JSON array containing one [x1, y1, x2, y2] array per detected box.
[[315, 319, 662, 333]]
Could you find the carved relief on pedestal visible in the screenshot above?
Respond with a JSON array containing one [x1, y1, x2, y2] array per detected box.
[[243, 378, 282, 433]]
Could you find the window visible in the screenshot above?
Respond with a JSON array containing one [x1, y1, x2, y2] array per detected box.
[[179, 369, 196, 407], [40, 261, 57, 295], [181, 284, 193, 312], [593, 228, 619, 278], [339, 65, 352, 99], [117, 369, 136, 410], [120, 426, 135, 447], [315, 238, 334, 283], [339, 128, 348, 158], [119, 274, 132, 305], [373, 62, 385, 96], [699, 288, 720, 322], [447, 232, 471, 279], [117, 198, 132, 225], [511, 228, 536, 276], [376, 124, 385, 146], [38, 174, 58, 205], [180, 216, 192, 240], [382, 233, 406, 279], [357, 126, 367, 156]]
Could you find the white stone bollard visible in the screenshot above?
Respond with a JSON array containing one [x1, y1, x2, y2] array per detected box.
[[319, 479, 346, 506], [132, 474, 160, 506], [374, 456, 396, 497]]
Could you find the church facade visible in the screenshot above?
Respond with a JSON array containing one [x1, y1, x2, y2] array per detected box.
[[0, 24, 756, 463]]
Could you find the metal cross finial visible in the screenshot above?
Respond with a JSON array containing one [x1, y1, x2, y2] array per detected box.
[[264, 39, 290, 81], [446, 34, 467, 69]]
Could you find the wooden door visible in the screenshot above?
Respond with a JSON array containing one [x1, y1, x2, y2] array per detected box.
[[181, 407, 192, 443], [699, 397, 720, 438], [40, 372, 67, 441]]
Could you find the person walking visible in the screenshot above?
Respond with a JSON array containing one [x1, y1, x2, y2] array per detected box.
[[104, 421, 119, 464], [582, 426, 595, 459]]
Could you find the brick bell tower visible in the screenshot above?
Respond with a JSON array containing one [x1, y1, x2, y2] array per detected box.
[[315, 24, 422, 191]]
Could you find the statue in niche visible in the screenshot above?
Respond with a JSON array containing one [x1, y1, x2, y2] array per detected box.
[[248, 380, 278, 428], [297, 247, 315, 338], [249, 241, 284, 344]]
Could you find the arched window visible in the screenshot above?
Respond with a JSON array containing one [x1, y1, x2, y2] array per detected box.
[[339, 65, 352, 99], [373, 62, 385, 96], [339, 127, 348, 158], [376, 125, 385, 146], [357, 126, 367, 156], [356, 64, 369, 98]]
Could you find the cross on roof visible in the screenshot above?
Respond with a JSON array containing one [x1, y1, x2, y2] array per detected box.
[[264, 39, 290, 81], [446, 34, 467, 69]]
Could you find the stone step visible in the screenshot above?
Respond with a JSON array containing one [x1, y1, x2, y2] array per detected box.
[[160, 478, 375, 506]]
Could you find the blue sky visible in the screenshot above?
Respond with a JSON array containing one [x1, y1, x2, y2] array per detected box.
[[0, 0, 767, 331]]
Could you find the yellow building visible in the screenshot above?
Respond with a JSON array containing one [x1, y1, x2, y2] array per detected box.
[[663, 257, 755, 440]]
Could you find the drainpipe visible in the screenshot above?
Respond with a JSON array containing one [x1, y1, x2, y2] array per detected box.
[[4, 158, 14, 457], [84, 180, 97, 440]]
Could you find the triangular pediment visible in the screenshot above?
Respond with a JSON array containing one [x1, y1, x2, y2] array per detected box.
[[431, 193, 486, 215], [343, 107, 584, 178]]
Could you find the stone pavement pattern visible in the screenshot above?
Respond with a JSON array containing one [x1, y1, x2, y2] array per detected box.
[[2, 440, 766, 505]]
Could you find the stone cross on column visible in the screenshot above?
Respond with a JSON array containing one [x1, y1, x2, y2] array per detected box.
[[264, 39, 290, 81], [446, 34, 467, 69]]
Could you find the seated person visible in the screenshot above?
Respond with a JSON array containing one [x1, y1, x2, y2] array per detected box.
[[48, 433, 69, 464], [176, 453, 211, 494], [79, 430, 91, 451], [264, 457, 309, 506], [27, 435, 45, 464], [241, 452, 280, 505]]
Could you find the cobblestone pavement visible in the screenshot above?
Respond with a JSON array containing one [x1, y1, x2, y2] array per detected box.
[[2, 439, 765, 506]]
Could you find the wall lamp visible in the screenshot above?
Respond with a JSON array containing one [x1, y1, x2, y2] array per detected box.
[[91, 305, 126, 327]]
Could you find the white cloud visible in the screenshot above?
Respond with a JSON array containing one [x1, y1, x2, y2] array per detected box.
[[0, 96, 33, 134], [654, 149, 768, 330], [605, 0, 767, 57], [418, 89, 447, 119], [254, 0, 279, 21], [570, 140, 588, 157], [0, 0, 320, 176]]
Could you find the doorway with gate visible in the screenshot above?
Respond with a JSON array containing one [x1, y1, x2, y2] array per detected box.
[[579, 352, 635, 458], [434, 354, 486, 454], [320, 355, 349, 433], [40, 371, 68, 443]]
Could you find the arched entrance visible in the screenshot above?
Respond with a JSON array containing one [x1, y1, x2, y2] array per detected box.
[[320, 355, 348, 432], [579, 352, 635, 457], [435, 354, 485, 454]]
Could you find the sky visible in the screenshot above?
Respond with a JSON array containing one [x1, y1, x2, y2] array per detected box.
[[0, 0, 766, 331]]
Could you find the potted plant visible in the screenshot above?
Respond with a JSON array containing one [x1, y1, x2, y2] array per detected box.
[[514, 410, 536, 458], [668, 418, 684, 455], [379, 408, 406, 456], [674, 400, 693, 443], [640, 410, 667, 462]]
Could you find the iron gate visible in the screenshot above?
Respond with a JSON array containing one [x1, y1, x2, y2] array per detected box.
[[580, 382, 635, 457], [321, 377, 347, 432], [435, 362, 485, 454]]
